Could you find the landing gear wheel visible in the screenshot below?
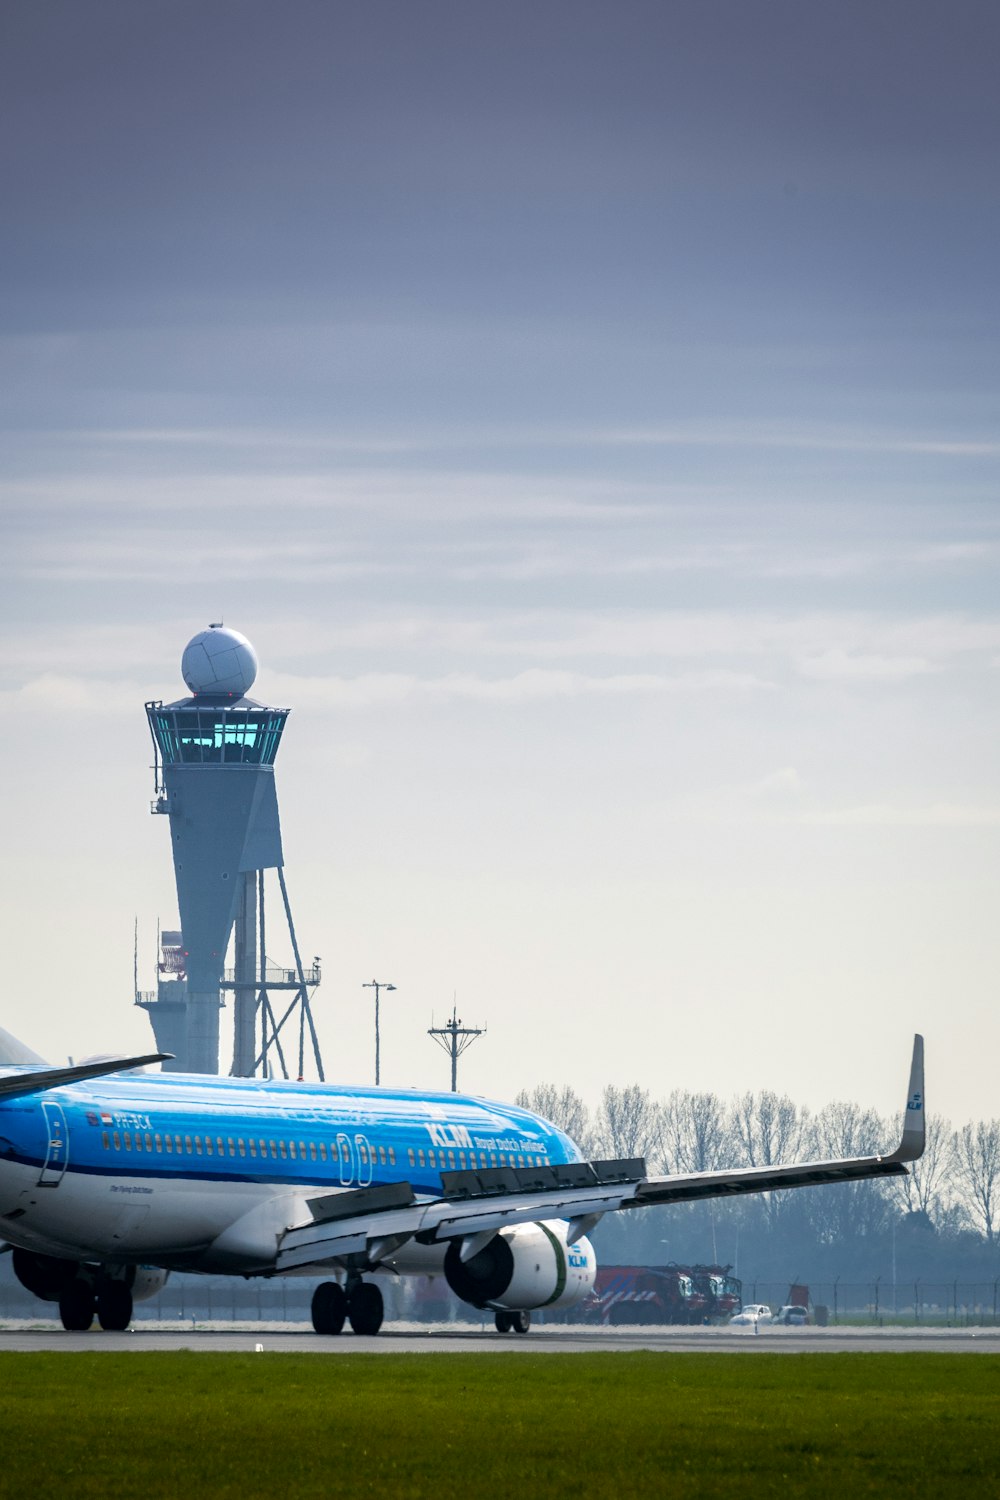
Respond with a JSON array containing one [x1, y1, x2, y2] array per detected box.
[[59, 1280, 95, 1332], [347, 1281, 384, 1336], [97, 1283, 133, 1331], [511, 1310, 531, 1334], [494, 1311, 514, 1333], [311, 1281, 347, 1335]]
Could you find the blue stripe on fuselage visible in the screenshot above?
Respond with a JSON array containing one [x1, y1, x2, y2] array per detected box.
[[0, 1070, 581, 1196]]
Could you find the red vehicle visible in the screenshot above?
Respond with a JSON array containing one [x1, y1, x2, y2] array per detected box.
[[690, 1264, 742, 1321], [588, 1264, 741, 1325]]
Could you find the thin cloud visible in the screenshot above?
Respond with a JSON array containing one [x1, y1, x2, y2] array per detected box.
[[263, 667, 774, 709], [586, 424, 1000, 458], [795, 649, 936, 683], [797, 803, 1000, 828]]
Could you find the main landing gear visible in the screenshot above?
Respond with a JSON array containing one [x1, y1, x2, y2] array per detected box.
[[311, 1279, 384, 1336], [494, 1310, 531, 1334], [58, 1277, 134, 1332]]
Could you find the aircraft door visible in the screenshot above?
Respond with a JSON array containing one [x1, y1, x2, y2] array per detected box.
[[355, 1134, 373, 1187], [336, 1133, 353, 1186], [38, 1102, 69, 1186]]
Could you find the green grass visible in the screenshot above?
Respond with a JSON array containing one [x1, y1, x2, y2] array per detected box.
[[2, 1353, 999, 1498]]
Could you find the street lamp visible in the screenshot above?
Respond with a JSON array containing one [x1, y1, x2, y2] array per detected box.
[[363, 980, 396, 1086]]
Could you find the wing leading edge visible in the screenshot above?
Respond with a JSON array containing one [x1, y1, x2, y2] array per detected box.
[[277, 1033, 925, 1274]]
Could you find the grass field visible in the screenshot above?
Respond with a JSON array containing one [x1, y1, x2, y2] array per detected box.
[[2, 1352, 998, 1498]]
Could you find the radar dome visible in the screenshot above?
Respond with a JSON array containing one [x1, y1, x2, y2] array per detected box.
[[181, 625, 258, 698]]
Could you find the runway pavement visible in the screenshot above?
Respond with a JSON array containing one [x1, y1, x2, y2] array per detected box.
[[2, 1321, 998, 1354]]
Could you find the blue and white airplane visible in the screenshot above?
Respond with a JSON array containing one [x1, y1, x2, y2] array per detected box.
[[0, 1024, 924, 1335]]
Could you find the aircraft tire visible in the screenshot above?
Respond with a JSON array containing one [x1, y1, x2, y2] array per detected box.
[[494, 1311, 513, 1333], [59, 1280, 96, 1332], [97, 1282, 133, 1331], [511, 1310, 531, 1334], [347, 1281, 383, 1336], [311, 1281, 347, 1335]]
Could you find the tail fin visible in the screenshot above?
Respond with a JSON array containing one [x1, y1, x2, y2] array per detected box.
[[0, 1024, 47, 1067]]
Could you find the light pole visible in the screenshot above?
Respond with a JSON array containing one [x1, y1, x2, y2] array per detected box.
[[363, 980, 396, 1086]]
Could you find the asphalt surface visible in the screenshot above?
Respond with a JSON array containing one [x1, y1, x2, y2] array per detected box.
[[2, 1322, 998, 1354]]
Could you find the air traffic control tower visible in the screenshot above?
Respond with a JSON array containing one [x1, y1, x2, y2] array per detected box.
[[144, 625, 288, 1075]]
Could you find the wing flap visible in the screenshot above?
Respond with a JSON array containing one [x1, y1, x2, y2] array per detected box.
[[275, 1183, 636, 1272]]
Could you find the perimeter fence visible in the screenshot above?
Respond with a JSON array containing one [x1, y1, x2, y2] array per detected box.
[[3, 1265, 1000, 1326], [741, 1280, 1000, 1327]]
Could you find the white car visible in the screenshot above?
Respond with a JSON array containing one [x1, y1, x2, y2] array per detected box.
[[729, 1303, 772, 1325], [771, 1304, 809, 1326]]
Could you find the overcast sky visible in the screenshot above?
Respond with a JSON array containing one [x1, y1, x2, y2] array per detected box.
[[2, 1, 999, 1132]]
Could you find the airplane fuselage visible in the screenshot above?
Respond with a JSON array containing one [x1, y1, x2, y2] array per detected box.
[[0, 1069, 581, 1276]]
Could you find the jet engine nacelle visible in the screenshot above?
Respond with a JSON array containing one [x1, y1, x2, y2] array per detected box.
[[443, 1222, 596, 1312], [11, 1249, 168, 1303], [12, 1248, 78, 1302]]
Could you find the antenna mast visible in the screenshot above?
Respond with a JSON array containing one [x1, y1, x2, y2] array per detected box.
[[428, 1006, 486, 1092]]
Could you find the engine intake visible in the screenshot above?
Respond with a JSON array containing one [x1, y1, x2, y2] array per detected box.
[[444, 1221, 595, 1312]]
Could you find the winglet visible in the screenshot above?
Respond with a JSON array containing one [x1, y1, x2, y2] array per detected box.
[[888, 1033, 924, 1163]]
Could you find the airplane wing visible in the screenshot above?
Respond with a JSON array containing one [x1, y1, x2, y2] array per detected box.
[[0, 1054, 173, 1103], [277, 1033, 924, 1273]]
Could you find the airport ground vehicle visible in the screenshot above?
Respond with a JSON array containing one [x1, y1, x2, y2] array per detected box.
[[692, 1265, 742, 1320], [729, 1302, 772, 1325], [589, 1263, 742, 1324], [771, 1304, 810, 1325]]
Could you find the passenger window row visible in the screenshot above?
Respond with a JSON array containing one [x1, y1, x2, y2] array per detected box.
[[406, 1147, 544, 1171], [97, 1132, 542, 1174], [99, 1130, 397, 1167]]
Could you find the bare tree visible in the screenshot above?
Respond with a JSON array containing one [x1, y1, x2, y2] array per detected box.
[[660, 1090, 732, 1173], [731, 1090, 804, 1167], [514, 1084, 592, 1155], [951, 1120, 1000, 1244], [593, 1084, 661, 1168], [730, 1090, 806, 1229], [803, 1101, 890, 1243], [887, 1111, 953, 1223]]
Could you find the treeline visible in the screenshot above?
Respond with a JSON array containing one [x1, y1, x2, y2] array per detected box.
[[514, 1083, 1000, 1283]]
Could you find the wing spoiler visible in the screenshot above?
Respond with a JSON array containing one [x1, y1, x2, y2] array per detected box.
[[276, 1034, 925, 1273], [0, 1054, 173, 1103]]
